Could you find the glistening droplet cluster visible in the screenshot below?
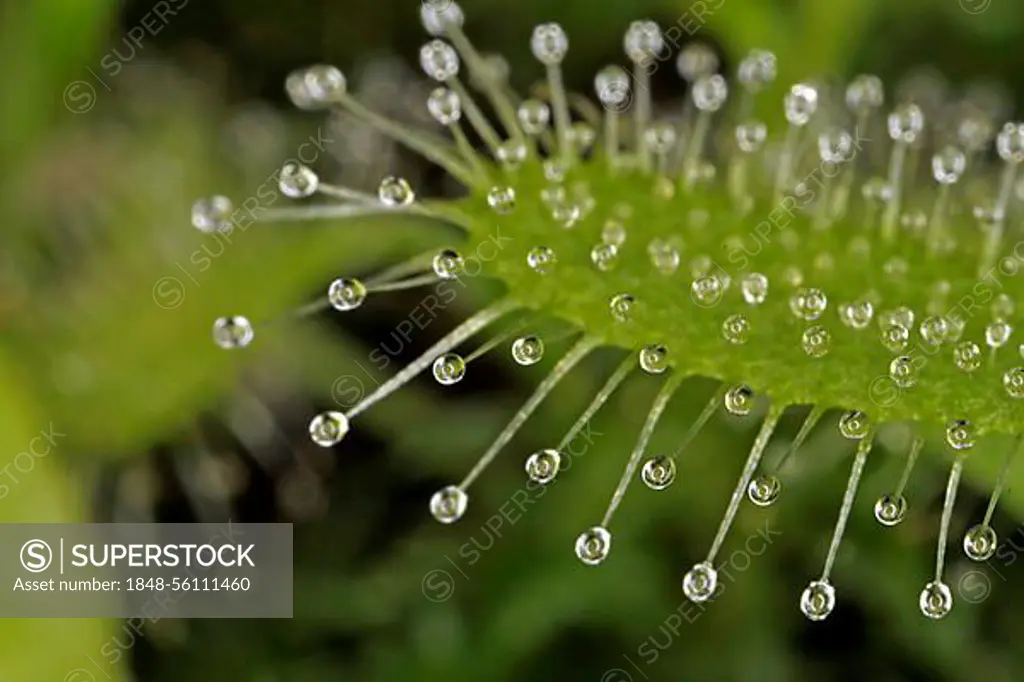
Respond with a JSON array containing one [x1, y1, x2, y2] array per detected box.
[[204, 4, 1024, 622]]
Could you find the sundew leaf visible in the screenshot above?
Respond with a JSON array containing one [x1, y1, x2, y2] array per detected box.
[[187, 6, 1024, 622]]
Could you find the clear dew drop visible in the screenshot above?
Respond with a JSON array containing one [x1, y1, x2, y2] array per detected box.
[[838, 410, 871, 440], [284, 70, 315, 110], [839, 299, 874, 330], [986, 321, 1012, 348], [643, 122, 677, 155], [722, 314, 751, 345], [525, 449, 561, 484], [550, 200, 581, 228], [881, 323, 911, 352], [487, 186, 516, 214], [880, 306, 915, 331], [801, 325, 832, 358], [747, 474, 781, 507], [594, 65, 631, 110], [517, 99, 551, 135], [420, 1, 464, 36], [724, 385, 754, 416], [419, 39, 460, 81], [602, 219, 627, 246], [846, 74, 884, 114], [590, 243, 619, 271], [212, 316, 254, 349], [641, 455, 676, 491], [497, 140, 527, 169], [430, 485, 468, 524], [932, 145, 966, 185], [527, 246, 557, 274], [818, 128, 854, 163], [997, 122, 1024, 163], [800, 580, 836, 621], [623, 20, 664, 64], [432, 249, 465, 280], [192, 196, 234, 233], [789, 288, 828, 321], [737, 49, 776, 91], [946, 419, 975, 451], [874, 494, 907, 526], [647, 239, 680, 274], [610, 293, 635, 322], [328, 278, 367, 312], [888, 103, 925, 144], [682, 562, 718, 602], [735, 120, 768, 153], [288, 64, 347, 108], [740, 273, 769, 305], [574, 526, 611, 566], [992, 293, 1015, 321], [691, 275, 724, 307], [677, 42, 719, 82], [511, 336, 544, 366], [889, 355, 918, 388], [953, 341, 982, 373], [784, 83, 819, 126], [920, 316, 949, 346], [279, 163, 319, 199], [692, 74, 728, 112], [919, 581, 953, 619], [308, 411, 349, 448], [639, 344, 669, 374], [531, 22, 569, 65], [963, 524, 998, 561], [378, 176, 415, 207], [432, 353, 466, 386], [1004, 367, 1024, 398], [427, 86, 462, 125]]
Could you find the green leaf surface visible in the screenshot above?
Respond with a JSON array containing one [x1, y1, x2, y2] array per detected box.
[[0, 350, 123, 682]]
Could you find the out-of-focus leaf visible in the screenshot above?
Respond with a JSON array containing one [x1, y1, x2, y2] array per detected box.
[[0, 0, 114, 171], [3, 82, 457, 455], [703, 0, 883, 122], [34, 209, 448, 454], [0, 351, 123, 681]]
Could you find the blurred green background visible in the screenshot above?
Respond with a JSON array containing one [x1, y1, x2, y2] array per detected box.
[[5, 0, 1024, 680]]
